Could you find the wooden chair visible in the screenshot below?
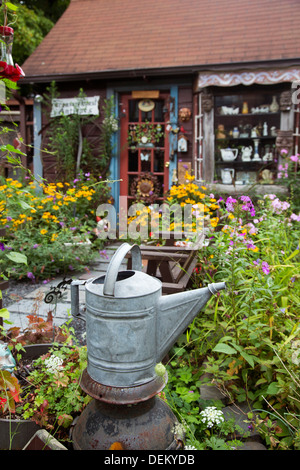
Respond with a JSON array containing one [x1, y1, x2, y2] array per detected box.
[[126, 231, 206, 294]]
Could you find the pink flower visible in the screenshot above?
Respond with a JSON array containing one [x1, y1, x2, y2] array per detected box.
[[225, 196, 237, 212], [290, 154, 299, 162], [290, 213, 300, 222], [240, 195, 255, 217], [261, 261, 270, 275]]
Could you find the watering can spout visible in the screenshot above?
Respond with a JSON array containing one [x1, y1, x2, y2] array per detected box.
[[156, 282, 226, 362]]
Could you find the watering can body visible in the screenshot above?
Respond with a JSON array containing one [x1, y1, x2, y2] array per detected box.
[[71, 243, 226, 388]]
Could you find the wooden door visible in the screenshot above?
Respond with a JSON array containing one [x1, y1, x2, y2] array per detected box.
[[120, 93, 170, 205]]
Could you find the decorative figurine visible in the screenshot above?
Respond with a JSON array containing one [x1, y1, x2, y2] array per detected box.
[[0, 341, 16, 372]]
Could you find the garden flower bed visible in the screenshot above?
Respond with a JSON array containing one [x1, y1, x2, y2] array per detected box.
[[0, 174, 109, 281], [0, 162, 299, 449], [163, 174, 300, 449]]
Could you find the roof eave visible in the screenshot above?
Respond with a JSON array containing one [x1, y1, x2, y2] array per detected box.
[[20, 58, 300, 85]]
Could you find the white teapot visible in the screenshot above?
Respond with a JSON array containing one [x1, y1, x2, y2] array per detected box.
[[241, 146, 253, 161], [220, 148, 238, 161]]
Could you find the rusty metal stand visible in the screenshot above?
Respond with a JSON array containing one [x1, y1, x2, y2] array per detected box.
[[72, 369, 183, 450]]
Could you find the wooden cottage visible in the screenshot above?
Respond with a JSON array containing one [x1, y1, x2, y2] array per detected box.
[[16, 0, 300, 207]]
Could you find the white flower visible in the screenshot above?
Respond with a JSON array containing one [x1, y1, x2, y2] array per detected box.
[[103, 115, 118, 132], [44, 354, 64, 374], [199, 406, 225, 428]]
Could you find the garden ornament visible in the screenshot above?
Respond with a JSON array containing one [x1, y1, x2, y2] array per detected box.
[[71, 242, 226, 388], [71, 243, 226, 450], [0, 341, 16, 372]]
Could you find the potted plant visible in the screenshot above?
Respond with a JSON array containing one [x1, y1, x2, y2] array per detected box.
[[0, 341, 90, 449]]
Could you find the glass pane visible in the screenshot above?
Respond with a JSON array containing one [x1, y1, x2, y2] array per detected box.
[[154, 100, 164, 122], [128, 149, 138, 171], [154, 149, 164, 172], [141, 110, 152, 122], [129, 100, 139, 122], [140, 150, 151, 172]]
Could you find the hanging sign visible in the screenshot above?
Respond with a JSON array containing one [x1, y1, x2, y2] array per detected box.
[[50, 96, 100, 117]]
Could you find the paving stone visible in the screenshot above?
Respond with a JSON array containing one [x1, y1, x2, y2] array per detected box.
[[222, 402, 261, 440], [199, 372, 228, 404], [238, 440, 267, 450]]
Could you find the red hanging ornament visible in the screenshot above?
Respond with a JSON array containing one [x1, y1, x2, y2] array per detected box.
[[0, 26, 24, 81]]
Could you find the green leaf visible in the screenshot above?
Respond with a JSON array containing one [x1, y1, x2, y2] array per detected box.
[[6, 251, 27, 265], [266, 382, 279, 395], [0, 308, 10, 319], [239, 351, 255, 368], [213, 343, 237, 355], [5, 2, 18, 11]]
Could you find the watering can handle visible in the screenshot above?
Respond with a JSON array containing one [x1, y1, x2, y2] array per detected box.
[[103, 243, 142, 297]]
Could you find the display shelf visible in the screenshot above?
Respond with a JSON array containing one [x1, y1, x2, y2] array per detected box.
[[213, 88, 281, 184]]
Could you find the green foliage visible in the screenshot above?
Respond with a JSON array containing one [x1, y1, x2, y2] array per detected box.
[[42, 83, 118, 183], [168, 189, 300, 449], [163, 357, 247, 450], [20, 344, 90, 435]]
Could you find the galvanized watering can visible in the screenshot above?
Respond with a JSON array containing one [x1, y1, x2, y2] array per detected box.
[[71, 243, 226, 388]]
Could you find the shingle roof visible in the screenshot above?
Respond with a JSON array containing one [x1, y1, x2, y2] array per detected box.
[[21, 0, 300, 81]]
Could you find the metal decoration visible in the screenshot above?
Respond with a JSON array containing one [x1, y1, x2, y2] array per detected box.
[[130, 172, 160, 203], [44, 278, 73, 304], [70, 243, 226, 450]]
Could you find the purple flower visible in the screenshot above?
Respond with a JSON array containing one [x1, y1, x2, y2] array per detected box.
[[0, 242, 5, 251], [226, 196, 237, 212], [27, 272, 35, 280], [261, 261, 270, 275], [240, 195, 255, 217]]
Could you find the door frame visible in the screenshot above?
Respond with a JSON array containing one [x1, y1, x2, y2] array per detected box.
[[107, 85, 179, 216], [119, 92, 171, 203]]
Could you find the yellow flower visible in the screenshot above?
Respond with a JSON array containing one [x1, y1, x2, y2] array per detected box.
[[52, 205, 59, 210], [40, 229, 48, 235], [210, 217, 219, 228], [51, 233, 58, 242]]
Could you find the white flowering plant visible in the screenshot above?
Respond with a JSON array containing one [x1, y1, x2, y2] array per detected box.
[[19, 344, 91, 440], [199, 406, 225, 428]]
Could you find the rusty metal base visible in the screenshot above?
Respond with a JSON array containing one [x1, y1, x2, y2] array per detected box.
[[80, 368, 168, 405], [72, 396, 183, 450]]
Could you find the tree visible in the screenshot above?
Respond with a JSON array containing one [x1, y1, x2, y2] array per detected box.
[[0, 1, 70, 65], [16, 1, 70, 23]]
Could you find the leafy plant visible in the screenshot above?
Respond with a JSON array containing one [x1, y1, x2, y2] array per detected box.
[[17, 343, 90, 439]]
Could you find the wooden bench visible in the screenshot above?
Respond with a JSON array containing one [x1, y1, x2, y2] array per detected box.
[[127, 231, 206, 294]]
